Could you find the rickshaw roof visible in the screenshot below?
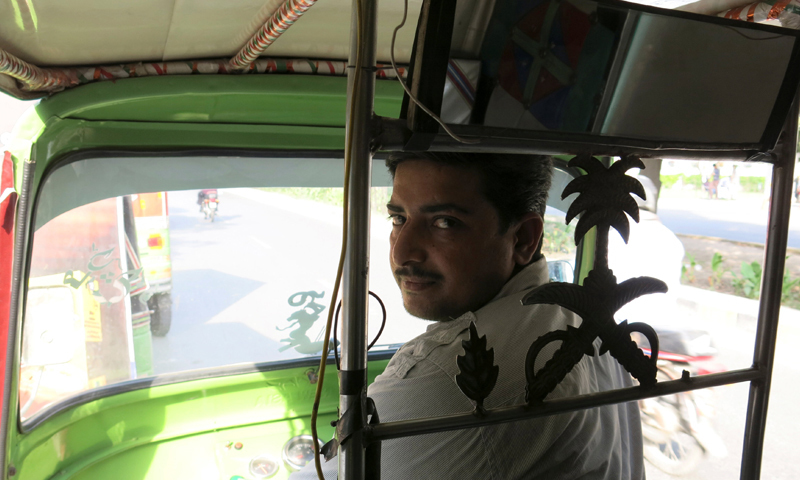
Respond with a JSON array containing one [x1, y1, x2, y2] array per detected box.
[[0, 0, 770, 73]]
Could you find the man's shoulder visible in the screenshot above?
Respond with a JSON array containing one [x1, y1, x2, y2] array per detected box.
[[379, 315, 475, 379]]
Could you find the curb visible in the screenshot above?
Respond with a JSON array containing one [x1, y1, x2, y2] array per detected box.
[[676, 233, 800, 255], [674, 285, 800, 336]]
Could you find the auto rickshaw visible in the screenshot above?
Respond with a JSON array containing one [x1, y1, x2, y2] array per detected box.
[[0, 0, 797, 478]]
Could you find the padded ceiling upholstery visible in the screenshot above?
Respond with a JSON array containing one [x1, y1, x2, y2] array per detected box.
[[0, 0, 422, 66]]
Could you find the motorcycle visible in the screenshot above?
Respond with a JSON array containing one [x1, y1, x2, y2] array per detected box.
[[201, 191, 219, 222], [637, 329, 728, 476]]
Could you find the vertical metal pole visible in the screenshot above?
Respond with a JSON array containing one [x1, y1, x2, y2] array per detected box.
[[1, 159, 33, 478], [740, 90, 800, 479], [339, 0, 377, 478]]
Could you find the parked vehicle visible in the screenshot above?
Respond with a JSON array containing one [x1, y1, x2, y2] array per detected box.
[[132, 192, 173, 336]]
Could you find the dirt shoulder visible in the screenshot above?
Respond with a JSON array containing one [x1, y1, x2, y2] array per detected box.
[[678, 234, 800, 307]]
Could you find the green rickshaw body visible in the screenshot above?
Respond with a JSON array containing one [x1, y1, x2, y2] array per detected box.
[[3, 74, 406, 480]]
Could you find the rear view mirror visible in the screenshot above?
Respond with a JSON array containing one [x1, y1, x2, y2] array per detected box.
[[404, 0, 800, 156], [547, 259, 575, 283]]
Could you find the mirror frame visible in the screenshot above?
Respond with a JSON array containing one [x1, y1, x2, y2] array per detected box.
[[399, 0, 800, 160]]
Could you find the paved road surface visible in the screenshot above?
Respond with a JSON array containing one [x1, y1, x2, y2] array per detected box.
[[151, 188, 425, 374], [657, 195, 800, 248]]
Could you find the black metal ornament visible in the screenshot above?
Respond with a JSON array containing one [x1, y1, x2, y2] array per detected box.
[[523, 154, 665, 403], [455, 321, 499, 415]]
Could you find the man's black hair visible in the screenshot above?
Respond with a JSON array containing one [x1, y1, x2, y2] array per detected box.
[[385, 151, 553, 233]]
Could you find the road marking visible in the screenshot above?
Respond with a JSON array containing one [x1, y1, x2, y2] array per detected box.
[[249, 236, 272, 250]]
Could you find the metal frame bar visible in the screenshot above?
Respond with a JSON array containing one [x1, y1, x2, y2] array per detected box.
[[740, 88, 800, 479], [0, 159, 34, 478], [376, 118, 771, 161], [366, 368, 761, 442], [340, 0, 378, 478]]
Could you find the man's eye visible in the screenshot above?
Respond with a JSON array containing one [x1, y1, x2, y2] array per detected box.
[[433, 217, 457, 229], [389, 215, 405, 226]]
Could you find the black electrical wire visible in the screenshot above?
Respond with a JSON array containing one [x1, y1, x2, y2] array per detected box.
[[333, 291, 387, 370]]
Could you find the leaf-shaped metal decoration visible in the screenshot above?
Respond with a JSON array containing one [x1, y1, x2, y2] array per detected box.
[[456, 322, 499, 415]]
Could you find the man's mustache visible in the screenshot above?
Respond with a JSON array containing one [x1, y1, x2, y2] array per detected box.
[[393, 266, 444, 281]]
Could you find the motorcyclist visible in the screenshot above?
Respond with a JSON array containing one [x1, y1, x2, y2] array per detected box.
[[197, 188, 218, 213]]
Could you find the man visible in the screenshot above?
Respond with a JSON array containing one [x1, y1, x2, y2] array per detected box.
[[296, 152, 643, 479], [709, 163, 720, 199]]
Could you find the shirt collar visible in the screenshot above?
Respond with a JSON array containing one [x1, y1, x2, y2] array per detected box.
[[489, 257, 550, 303], [420, 257, 550, 339]]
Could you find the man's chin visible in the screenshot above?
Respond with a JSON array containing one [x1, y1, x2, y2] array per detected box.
[[402, 300, 462, 322]]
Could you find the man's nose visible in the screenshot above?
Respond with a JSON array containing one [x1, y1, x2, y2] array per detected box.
[[390, 221, 426, 266]]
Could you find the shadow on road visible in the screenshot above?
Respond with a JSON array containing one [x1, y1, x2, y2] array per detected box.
[[171, 268, 265, 325]]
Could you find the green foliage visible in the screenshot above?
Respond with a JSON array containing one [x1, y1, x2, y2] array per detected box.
[[739, 177, 765, 193], [683, 251, 800, 309], [660, 174, 703, 190], [682, 253, 698, 283], [661, 174, 763, 193], [732, 261, 762, 299], [709, 252, 725, 288], [782, 267, 800, 305], [262, 187, 392, 216], [268, 187, 344, 206], [542, 218, 576, 257], [660, 174, 681, 189]]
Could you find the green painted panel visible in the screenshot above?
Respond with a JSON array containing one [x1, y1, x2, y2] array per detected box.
[[11, 360, 389, 479], [28, 119, 348, 193], [34, 75, 404, 126], [8, 74, 405, 192], [4, 73, 405, 480]]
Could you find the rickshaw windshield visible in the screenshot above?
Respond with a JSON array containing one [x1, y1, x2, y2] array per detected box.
[[20, 154, 578, 423]]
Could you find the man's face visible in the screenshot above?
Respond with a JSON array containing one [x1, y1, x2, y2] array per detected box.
[[388, 159, 519, 321]]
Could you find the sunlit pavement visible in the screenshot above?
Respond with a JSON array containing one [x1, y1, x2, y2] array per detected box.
[[657, 194, 800, 248], [645, 191, 800, 479], [643, 284, 800, 480]]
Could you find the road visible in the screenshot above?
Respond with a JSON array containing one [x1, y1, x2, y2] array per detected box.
[[151, 188, 797, 479], [644, 298, 800, 480], [649, 193, 800, 479], [151, 188, 426, 374], [657, 194, 800, 248]]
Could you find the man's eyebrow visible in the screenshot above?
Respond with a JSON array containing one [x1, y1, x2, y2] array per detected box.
[[386, 203, 473, 214], [420, 203, 472, 214]]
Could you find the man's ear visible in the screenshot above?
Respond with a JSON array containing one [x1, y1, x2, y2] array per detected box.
[[512, 212, 544, 265]]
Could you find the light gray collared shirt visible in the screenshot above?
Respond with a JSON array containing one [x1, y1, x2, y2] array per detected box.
[[295, 258, 644, 479]]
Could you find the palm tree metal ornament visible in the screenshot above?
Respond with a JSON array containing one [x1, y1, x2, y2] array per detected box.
[[453, 154, 666, 411], [521, 154, 665, 403]]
